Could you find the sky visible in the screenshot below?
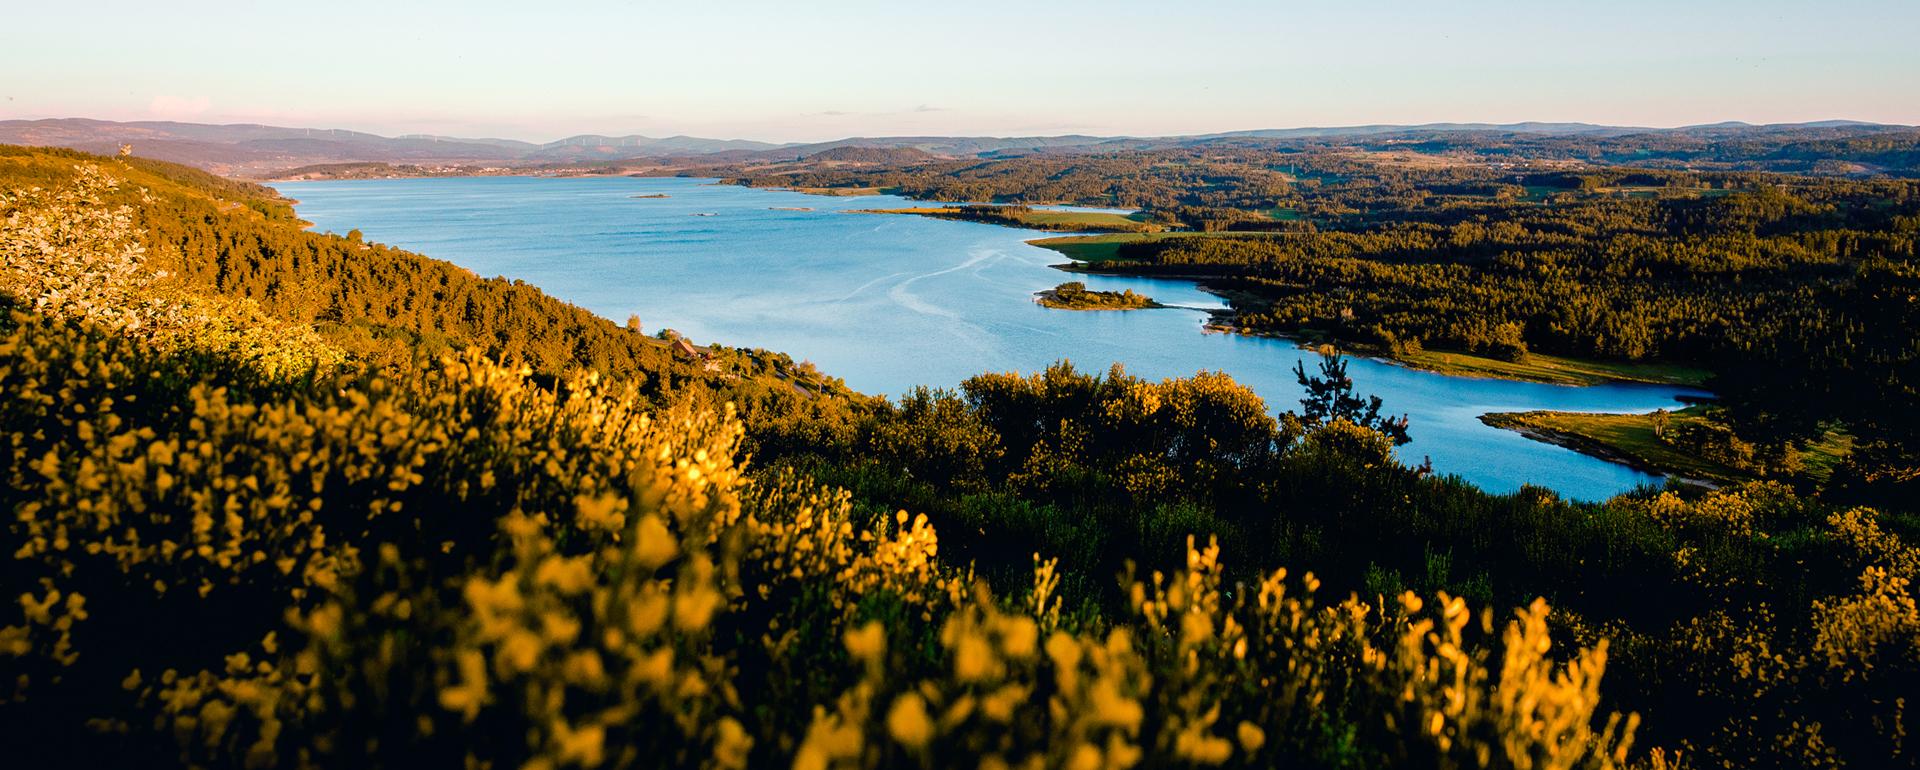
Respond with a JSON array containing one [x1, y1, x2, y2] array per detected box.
[[4, 0, 1918, 143]]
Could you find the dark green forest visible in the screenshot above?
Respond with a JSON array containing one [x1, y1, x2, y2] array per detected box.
[[721, 147, 1920, 504]]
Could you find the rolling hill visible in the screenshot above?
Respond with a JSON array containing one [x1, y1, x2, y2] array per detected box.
[[4, 117, 1915, 179]]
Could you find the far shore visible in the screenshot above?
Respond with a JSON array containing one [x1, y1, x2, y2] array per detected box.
[[266, 170, 1713, 393]]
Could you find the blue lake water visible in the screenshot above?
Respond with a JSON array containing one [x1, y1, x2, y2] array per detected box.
[[274, 175, 1708, 501]]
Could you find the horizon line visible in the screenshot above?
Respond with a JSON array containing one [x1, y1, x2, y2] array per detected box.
[[3, 114, 1914, 148]]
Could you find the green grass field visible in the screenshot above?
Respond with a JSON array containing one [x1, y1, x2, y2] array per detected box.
[[1396, 348, 1712, 387], [1018, 209, 1155, 229], [1481, 407, 1852, 483], [1027, 231, 1286, 262], [858, 207, 1161, 233], [785, 185, 894, 196]]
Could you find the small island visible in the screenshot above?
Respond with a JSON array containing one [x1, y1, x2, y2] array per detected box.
[[1036, 281, 1162, 310], [629, 193, 670, 199]]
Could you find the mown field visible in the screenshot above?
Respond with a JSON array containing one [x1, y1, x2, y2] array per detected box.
[[1394, 349, 1712, 387], [858, 204, 1163, 233], [1483, 406, 1854, 483]]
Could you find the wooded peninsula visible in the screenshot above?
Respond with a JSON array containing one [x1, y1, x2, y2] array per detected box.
[[716, 143, 1918, 495]]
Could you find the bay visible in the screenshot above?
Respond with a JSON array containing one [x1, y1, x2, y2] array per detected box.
[[274, 175, 1708, 501]]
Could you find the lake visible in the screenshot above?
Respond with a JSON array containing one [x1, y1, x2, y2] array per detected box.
[[274, 175, 1708, 501]]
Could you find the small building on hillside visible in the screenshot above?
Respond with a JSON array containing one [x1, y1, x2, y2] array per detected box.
[[671, 338, 706, 362]]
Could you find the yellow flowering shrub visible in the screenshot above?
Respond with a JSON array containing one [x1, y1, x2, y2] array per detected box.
[[785, 534, 1641, 770], [1811, 567, 1920, 676], [1827, 506, 1920, 580], [1599, 487, 1920, 770], [0, 151, 1681, 768], [1621, 483, 1802, 540], [1, 162, 344, 378], [0, 301, 1659, 769]]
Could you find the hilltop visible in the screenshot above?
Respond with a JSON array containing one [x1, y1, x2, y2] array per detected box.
[[7, 117, 1918, 179], [0, 144, 862, 410], [0, 119, 793, 177]]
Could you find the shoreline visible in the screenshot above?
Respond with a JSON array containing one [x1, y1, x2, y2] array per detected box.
[[1040, 247, 1709, 389], [845, 203, 1159, 233], [271, 171, 1715, 491], [769, 200, 1708, 389], [1479, 412, 1719, 489], [269, 173, 1709, 391]]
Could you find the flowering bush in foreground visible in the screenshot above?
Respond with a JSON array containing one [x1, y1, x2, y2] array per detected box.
[[14, 148, 1916, 769], [0, 304, 1641, 769]]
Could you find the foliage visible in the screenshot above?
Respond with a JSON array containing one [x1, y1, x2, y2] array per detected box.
[[4, 144, 1918, 770], [1294, 352, 1412, 445], [865, 205, 1161, 233], [0, 161, 344, 377], [719, 141, 1920, 508], [0, 306, 1643, 769], [1036, 281, 1158, 310]]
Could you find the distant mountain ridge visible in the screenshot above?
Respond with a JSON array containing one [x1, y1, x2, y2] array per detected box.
[[0, 119, 797, 175], [0, 117, 1910, 177]]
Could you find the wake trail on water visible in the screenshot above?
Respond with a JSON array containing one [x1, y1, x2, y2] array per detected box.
[[885, 247, 1006, 351], [832, 271, 912, 304], [889, 247, 1005, 314]]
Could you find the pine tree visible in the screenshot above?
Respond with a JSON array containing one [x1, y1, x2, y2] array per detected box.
[[1293, 352, 1411, 445]]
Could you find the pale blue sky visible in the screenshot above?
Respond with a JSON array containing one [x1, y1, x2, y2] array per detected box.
[[4, 0, 1916, 142]]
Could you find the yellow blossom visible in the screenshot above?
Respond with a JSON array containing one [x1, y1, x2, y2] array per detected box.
[[886, 692, 935, 750], [1236, 721, 1265, 752], [633, 513, 679, 570], [843, 621, 886, 665]]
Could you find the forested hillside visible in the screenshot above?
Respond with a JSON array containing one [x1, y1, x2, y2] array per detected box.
[[1096, 178, 1919, 503], [0, 145, 870, 446], [722, 147, 1920, 503], [3, 146, 1917, 770]]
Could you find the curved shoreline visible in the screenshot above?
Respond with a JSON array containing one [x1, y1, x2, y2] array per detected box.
[[1478, 413, 1719, 489], [278, 172, 1704, 499], [1042, 250, 1708, 389]]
